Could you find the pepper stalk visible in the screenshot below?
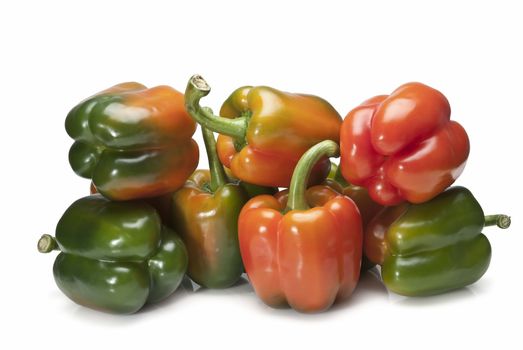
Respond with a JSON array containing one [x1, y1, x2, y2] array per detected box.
[[286, 140, 339, 212], [484, 214, 511, 229], [37, 234, 58, 253], [185, 75, 248, 140], [201, 121, 228, 192]]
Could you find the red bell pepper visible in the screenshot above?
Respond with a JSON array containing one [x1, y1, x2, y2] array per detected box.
[[238, 141, 362, 312], [340, 82, 470, 206]]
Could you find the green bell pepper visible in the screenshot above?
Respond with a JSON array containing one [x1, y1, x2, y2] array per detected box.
[[364, 186, 511, 296], [38, 194, 188, 314]]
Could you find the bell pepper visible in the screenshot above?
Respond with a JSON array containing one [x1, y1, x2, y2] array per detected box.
[[171, 126, 249, 288], [238, 140, 362, 312], [66, 82, 199, 201], [37, 194, 188, 314], [365, 186, 511, 296], [339, 82, 470, 206], [184, 75, 342, 187]]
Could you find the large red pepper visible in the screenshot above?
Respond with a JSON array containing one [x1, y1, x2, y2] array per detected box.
[[340, 82, 470, 206], [238, 141, 362, 312]]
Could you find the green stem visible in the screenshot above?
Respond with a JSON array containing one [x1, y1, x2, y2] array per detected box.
[[185, 75, 248, 139], [201, 123, 227, 192], [37, 234, 58, 253], [286, 140, 340, 211], [484, 214, 511, 229]]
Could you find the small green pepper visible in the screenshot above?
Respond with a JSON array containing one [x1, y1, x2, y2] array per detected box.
[[365, 186, 511, 296], [38, 194, 188, 314]]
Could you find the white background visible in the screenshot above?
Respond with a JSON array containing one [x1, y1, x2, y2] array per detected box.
[[1, 0, 521, 349]]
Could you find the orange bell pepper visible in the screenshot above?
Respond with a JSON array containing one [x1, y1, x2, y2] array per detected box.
[[238, 141, 362, 312], [185, 75, 342, 187]]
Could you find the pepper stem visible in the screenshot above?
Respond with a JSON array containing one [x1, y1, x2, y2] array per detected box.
[[201, 123, 227, 192], [484, 214, 511, 229], [286, 140, 339, 211], [185, 75, 248, 139], [37, 234, 58, 253]]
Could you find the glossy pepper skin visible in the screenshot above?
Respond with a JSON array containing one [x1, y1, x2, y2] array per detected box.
[[340, 82, 470, 206], [172, 128, 249, 288], [38, 194, 188, 314], [185, 75, 342, 188], [239, 141, 362, 312], [66, 82, 199, 201], [365, 186, 511, 296]]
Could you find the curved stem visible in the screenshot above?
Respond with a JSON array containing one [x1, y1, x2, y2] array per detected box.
[[286, 140, 340, 211], [38, 234, 59, 253], [201, 123, 227, 192], [484, 214, 511, 229], [185, 75, 248, 139]]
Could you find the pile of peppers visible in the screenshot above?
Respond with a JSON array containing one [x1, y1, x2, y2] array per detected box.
[[38, 75, 511, 314]]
